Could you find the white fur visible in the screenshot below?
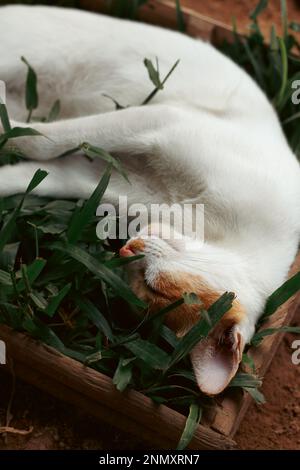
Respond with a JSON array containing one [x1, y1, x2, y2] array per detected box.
[[0, 5, 299, 346]]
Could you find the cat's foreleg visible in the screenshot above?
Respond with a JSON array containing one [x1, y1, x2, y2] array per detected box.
[[0, 155, 101, 198], [7, 105, 179, 161]]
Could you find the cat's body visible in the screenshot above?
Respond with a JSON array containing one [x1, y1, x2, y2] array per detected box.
[[0, 5, 299, 394]]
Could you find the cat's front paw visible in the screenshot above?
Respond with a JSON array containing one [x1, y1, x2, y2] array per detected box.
[[119, 223, 186, 263]]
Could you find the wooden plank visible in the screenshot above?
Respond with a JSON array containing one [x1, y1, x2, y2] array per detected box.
[[80, 0, 234, 43], [1, 359, 171, 449], [210, 252, 300, 437], [140, 0, 233, 41], [0, 324, 235, 450]]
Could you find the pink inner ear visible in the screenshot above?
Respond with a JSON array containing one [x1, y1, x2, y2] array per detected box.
[[190, 331, 243, 395]]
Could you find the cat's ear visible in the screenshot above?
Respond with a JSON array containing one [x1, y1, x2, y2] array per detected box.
[[190, 323, 244, 395]]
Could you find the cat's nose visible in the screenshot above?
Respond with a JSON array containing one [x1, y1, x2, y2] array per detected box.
[[119, 239, 145, 257], [119, 245, 135, 257]]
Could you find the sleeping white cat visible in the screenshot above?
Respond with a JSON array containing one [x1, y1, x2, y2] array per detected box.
[[0, 5, 299, 394]]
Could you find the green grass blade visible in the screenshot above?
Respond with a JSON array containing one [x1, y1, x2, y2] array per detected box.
[[67, 165, 111, 243], [45, 283, 72, 318], [161, 59, 180, 87], [175, 0, 186, 32], [80, 142, 129, 183], [274, 37, 288, 109], [261, 271, 300, 320], [280, 0, 288, 40], [0, 126, 43, 147], [102, 93, 126, 110], [142, 298, 184, 327], [229, 372, 262, 388], [49, 242, 147, 308], [16, 258, 47, 293], [142, 59, 180, 105], [242, 40, 265, 89], [282, 111, 300, 125], [242, 353, 256, 372], [144, 58, 162, 89], [25, 169, 48, 194], [0, 170, 48, 252], [251, 325, 300, 347], [0, 269, 12, 287], [289, 22, 300, 32], [270, 24, 278, 51], [160, 325, 180, 348], [0, 242, 20, 271], [29, 291, 48, 310], [23, 317, 65, 351], [125, 337, 170, 370], [229, 373, 265, 404], [168, 292, 235, 368], [21, 56, 38, 121], [113, 356, 134, 391], [0, 99, 11, 132], [47, 99, 61, 122], [104, 254, 144, 269], [147, 384, 198, 396], [76, 297, 114, 341], [249, 0, 268, 21], [244, 387, 266, 404], [176, 403, 202, 450]]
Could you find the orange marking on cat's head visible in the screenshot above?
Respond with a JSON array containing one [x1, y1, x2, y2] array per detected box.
[[129, 266, 247, 395], [130, 270, 245, 336], [128, 239, 145, 253]]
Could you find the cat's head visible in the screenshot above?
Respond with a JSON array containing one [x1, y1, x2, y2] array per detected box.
[[119, 224, 245, 395]]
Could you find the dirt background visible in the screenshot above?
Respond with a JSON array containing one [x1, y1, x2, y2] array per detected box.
[[0, 0, 300, 451]]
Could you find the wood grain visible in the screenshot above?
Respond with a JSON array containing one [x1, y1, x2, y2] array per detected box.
[[0, 324, 235, 450], [80, 0, 234, 43]]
